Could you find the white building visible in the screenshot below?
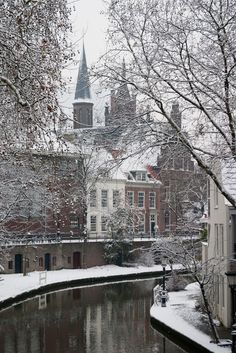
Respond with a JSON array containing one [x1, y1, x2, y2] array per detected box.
[[204, 160, 236, 328], [86, 148, 161, 239]]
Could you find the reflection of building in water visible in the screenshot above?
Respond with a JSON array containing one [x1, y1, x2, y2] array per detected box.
[[84, 289, 154, 353], [0, 281, 186, 353]]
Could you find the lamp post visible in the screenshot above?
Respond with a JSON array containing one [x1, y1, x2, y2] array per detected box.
[[161, 256, 168, 307], [225, 272, 236, 353], [232, 324, 236, 353]]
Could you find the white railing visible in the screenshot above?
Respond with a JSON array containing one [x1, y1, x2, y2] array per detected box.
[[39, 271, 47, 286], [153, 284, 169, 306]]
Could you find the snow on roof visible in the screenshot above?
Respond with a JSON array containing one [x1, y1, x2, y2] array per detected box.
[[82, 144, 159, 182], [73, 97, 93, 104], [222, 158, 236, 205], [32, 130, 81, 157], [117, 144, 158, 172]]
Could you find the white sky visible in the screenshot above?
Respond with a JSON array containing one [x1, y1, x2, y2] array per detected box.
[[69, 0, 108, 66]]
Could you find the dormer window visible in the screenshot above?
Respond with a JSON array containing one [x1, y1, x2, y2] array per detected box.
[[136, 171, 147, 181]]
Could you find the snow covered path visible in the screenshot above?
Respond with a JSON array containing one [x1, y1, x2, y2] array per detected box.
[[150, 283, 231, 353]]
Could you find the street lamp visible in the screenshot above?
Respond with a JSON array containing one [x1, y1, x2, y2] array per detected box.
[[225, 272, 236, 353], [161, 256, 168, 307]]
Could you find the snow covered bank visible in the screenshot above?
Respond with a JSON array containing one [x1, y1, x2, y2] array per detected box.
[[0, 264, 175, 307], [150, 283, 231, 353]]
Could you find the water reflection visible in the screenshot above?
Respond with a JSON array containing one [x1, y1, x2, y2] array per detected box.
[[0, 279, 187, 353]]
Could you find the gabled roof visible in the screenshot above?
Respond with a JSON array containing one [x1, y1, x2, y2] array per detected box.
[[74, 43, 91, 101]]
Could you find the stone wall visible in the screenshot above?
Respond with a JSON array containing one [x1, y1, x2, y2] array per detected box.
[[1, 240, 154, 274]]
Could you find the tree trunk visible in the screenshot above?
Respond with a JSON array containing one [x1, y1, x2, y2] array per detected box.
[[200, 283, 220, 344]]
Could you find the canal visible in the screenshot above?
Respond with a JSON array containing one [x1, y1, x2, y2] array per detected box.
[[0, 278, 188, 353]]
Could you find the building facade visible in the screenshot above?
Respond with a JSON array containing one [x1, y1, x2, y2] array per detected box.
[[204, 161, 236, 328], [156, 102, 206, 235]]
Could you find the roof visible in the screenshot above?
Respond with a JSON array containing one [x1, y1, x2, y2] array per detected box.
[[74, 43, 91, 101], [84, 146, 161, 184]]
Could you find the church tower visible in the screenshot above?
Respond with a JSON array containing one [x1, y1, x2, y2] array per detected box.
[[170, 101, 181, 129], [106, 59, 136, 127], [73, 44, 93, 129]]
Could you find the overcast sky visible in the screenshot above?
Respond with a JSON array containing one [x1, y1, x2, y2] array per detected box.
[[70, 0, 108, 65]]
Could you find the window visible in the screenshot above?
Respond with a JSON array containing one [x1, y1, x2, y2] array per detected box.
[[70, 214, 78, 228], [90, 189, 97, 208], [138, 214, 145, 233], [149, 192, 156, 208], [136, 171, 146, 181], [215, 224, 219, 254], [164, 186, 170, 201], [208, 224, 211, 243], [127, 218, 134, 235], [220, 224, 224, 256], [207, 179, 211, 217], [215, 275, 219, 305], [90, 215, 97, 232], [169, 158, 174, 169], [150, 214, 156, 236], [138, 192, 145, 207], [221, 275, 225, 307], [127, 191, 134, 206], [101, 190, 108, 207], [113, 190, 120, 207], [101, 216, 107, 232], [52, 256, 57, 267], [165, 210, 170, 230], [8, 260, 13, 270], [214, 184, 218, 207], [150, 214, 155, 222], [39, 257, 43, 267]]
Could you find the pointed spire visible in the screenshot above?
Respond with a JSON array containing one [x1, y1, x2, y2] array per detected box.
[[74, 43, 91, 100], [116, 58, 130, 99]]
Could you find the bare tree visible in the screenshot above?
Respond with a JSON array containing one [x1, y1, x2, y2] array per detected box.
[[159, 163, 207, 235], [151, 236, 221, 343], [97, 0, 236, 207], [104, 205, 144, 265], [0, 0, 71, 153], [0, 1, 73, 268], [0, 152, 84, 238]]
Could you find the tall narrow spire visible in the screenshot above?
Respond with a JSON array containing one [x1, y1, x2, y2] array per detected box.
[[74, 43, 91, 100], [73, 43, 93, 129]]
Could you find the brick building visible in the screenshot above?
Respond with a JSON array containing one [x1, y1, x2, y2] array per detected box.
[[156, 102, 207, 235]]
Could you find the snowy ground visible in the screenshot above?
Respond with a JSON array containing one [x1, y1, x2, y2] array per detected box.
[[150, 283, 231, 353], [0, 264, 168, 302]]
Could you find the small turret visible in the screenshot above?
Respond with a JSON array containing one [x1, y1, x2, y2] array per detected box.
[[170, 101, 181, 129]]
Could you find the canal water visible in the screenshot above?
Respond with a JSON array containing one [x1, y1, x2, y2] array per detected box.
[[0, 278, 188, 353]]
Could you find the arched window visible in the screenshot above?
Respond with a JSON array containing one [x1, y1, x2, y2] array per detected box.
[[164, 210, 170, 230]]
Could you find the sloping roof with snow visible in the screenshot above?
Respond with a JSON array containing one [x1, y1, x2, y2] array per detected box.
[[118, 147, 158, 172], [85, 146, 160, 183]]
